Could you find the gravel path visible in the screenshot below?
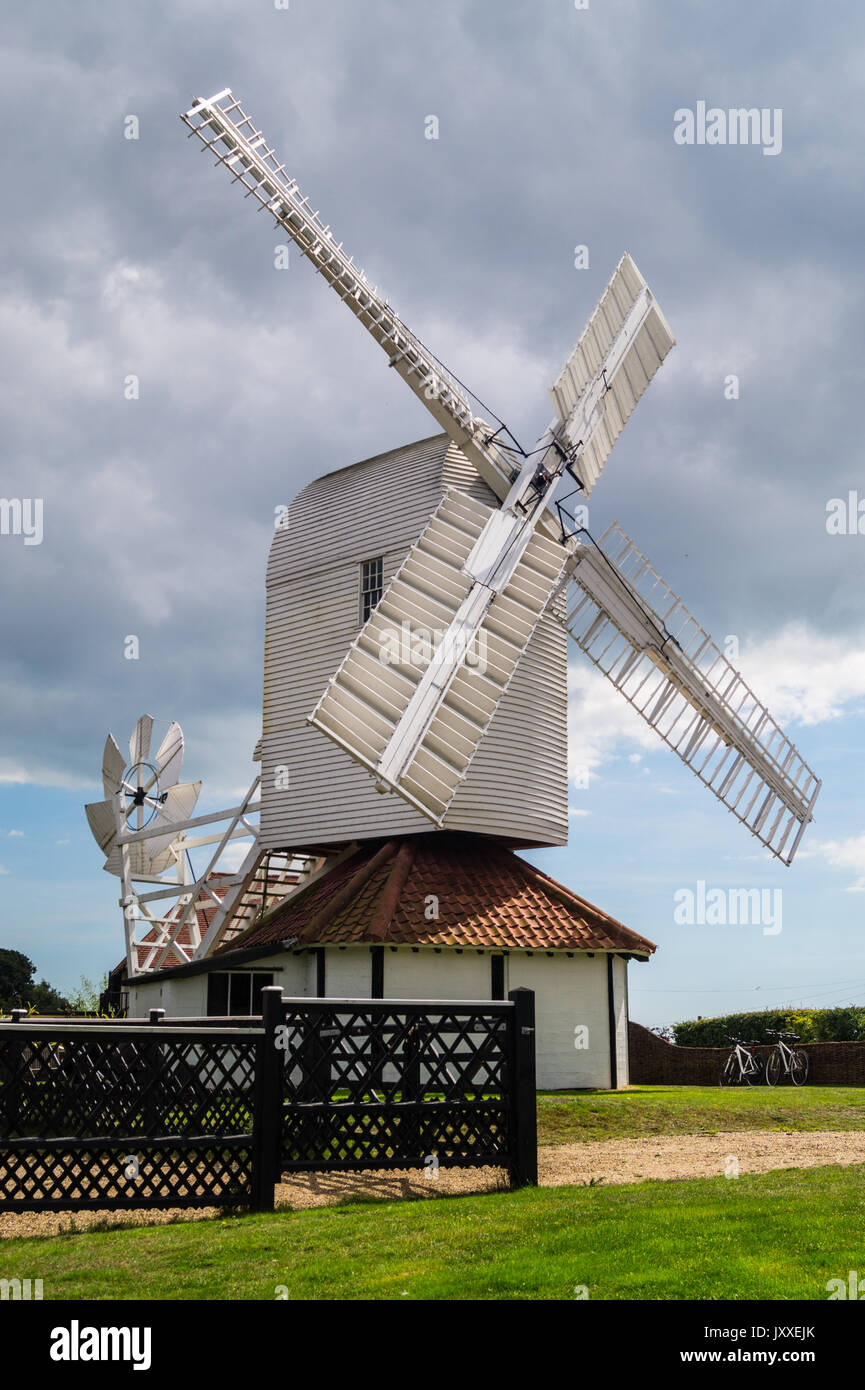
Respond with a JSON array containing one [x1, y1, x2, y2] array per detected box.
[[2, 1129, 864, 1239]]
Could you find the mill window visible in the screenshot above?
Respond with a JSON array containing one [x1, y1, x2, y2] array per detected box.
[[360, 556, 384, 623], [207, 971, 274, 1017]]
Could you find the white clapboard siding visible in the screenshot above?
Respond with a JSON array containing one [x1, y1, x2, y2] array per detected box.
[[261, 433, 569, 849], [310, 488, 568, 824]]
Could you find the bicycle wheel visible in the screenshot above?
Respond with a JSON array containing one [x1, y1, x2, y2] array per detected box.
[[765, 1049, 782, 1086], [790, 1050, 810, 1086], [720, 1052, 738, 1086], [745, 1054, 764, 1086]]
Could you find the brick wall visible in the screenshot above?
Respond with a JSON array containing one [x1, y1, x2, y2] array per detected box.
[[628, 1021, 865, 1086]]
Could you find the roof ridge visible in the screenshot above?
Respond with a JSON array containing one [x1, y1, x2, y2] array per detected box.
[[217, 841, 380, 954], [367, 839, 418, 941], [300, 840, 399, 943]]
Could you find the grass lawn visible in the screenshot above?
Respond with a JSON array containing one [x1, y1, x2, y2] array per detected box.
[[2, 1163, 864, 1300], [536, 1084, 865, 1145]]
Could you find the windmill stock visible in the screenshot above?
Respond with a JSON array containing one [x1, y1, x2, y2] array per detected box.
[[181, 87, 820, 868], [86, 85, 821, 983]]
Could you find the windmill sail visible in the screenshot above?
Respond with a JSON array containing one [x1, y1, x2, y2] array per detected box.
[[181, 87, 818, 864], [85, 717, 201, 877], [181, 89, 518, 505], [309, 490, 568, 824], [547, 254, 675, 496], [563, 524, 820, 864]]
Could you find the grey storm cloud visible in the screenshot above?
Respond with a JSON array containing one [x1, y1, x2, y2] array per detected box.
[[1, 0, 864, 798]]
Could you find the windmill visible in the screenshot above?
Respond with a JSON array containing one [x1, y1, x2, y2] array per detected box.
[[176, 87, 820, 871], [85, 714, 319, 977]]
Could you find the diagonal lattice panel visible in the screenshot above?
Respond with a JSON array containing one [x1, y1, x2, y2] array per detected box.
[[0, 1142, 253, 1209], [1, 1033, 256, 1141], [280, 1007, 510, 1103], [0, 1022, 261, 1209], [279, 1001, 513, 1174], [282, 1104, 508, 1172]]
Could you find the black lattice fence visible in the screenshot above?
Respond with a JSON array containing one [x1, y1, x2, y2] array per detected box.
[[0, 987, 537, 1212], [276, 989, 537, 1184], [0, 1014, 264, 1211]]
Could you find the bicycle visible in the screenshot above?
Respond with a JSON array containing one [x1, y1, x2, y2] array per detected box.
[[765, 1030, 809, 1086], [719, 1036, 764, 1086]]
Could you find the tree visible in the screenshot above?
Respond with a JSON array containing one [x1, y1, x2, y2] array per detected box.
[[0, 948, 34, 1006], [0, 948, 71, 1014]]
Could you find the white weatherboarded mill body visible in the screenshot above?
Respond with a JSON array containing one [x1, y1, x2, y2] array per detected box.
[[261, 435, 569, 851]]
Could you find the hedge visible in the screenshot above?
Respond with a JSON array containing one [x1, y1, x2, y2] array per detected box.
[[673, 1007, 865, 1048]]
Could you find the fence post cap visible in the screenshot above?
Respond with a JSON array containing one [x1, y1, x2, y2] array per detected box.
[[260, 985, 284, 1025]]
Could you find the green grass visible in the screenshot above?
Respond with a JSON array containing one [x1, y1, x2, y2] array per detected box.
[[4, 1164, 865, 1300], [536, 1084, 865, 1145]]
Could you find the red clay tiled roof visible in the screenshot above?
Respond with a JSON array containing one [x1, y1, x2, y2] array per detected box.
[[221, 833, 656, 956]]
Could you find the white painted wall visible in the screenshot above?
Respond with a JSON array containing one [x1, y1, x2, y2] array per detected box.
[[382, 948, 490, 1000], [126, 954, 308, 1017], [508, 953, 616, 1089], [128, 947, 632, 1090], [126, 973, 208, 1018], [611, 954, 630, 1088], [313, 946, 373, 999]]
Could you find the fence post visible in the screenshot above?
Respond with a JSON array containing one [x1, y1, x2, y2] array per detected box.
[[252, 986, 284, 1212], [141, 1009, 166, 1136], [508, 988, 537, 1188], [1, 1017, 27, 1138]]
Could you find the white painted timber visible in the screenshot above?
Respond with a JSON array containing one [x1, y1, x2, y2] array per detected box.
[[85, 780, 201, 877], [101, 734, 126, 797], [261, 436, 569, 849], [564, 523, 821, 863], [181, 90, 518, 504], [309, 487, 568, 825], [548, 253, 675, 495]]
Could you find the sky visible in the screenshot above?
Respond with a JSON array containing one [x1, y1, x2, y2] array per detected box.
[[0, 0, 863, 1027]]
